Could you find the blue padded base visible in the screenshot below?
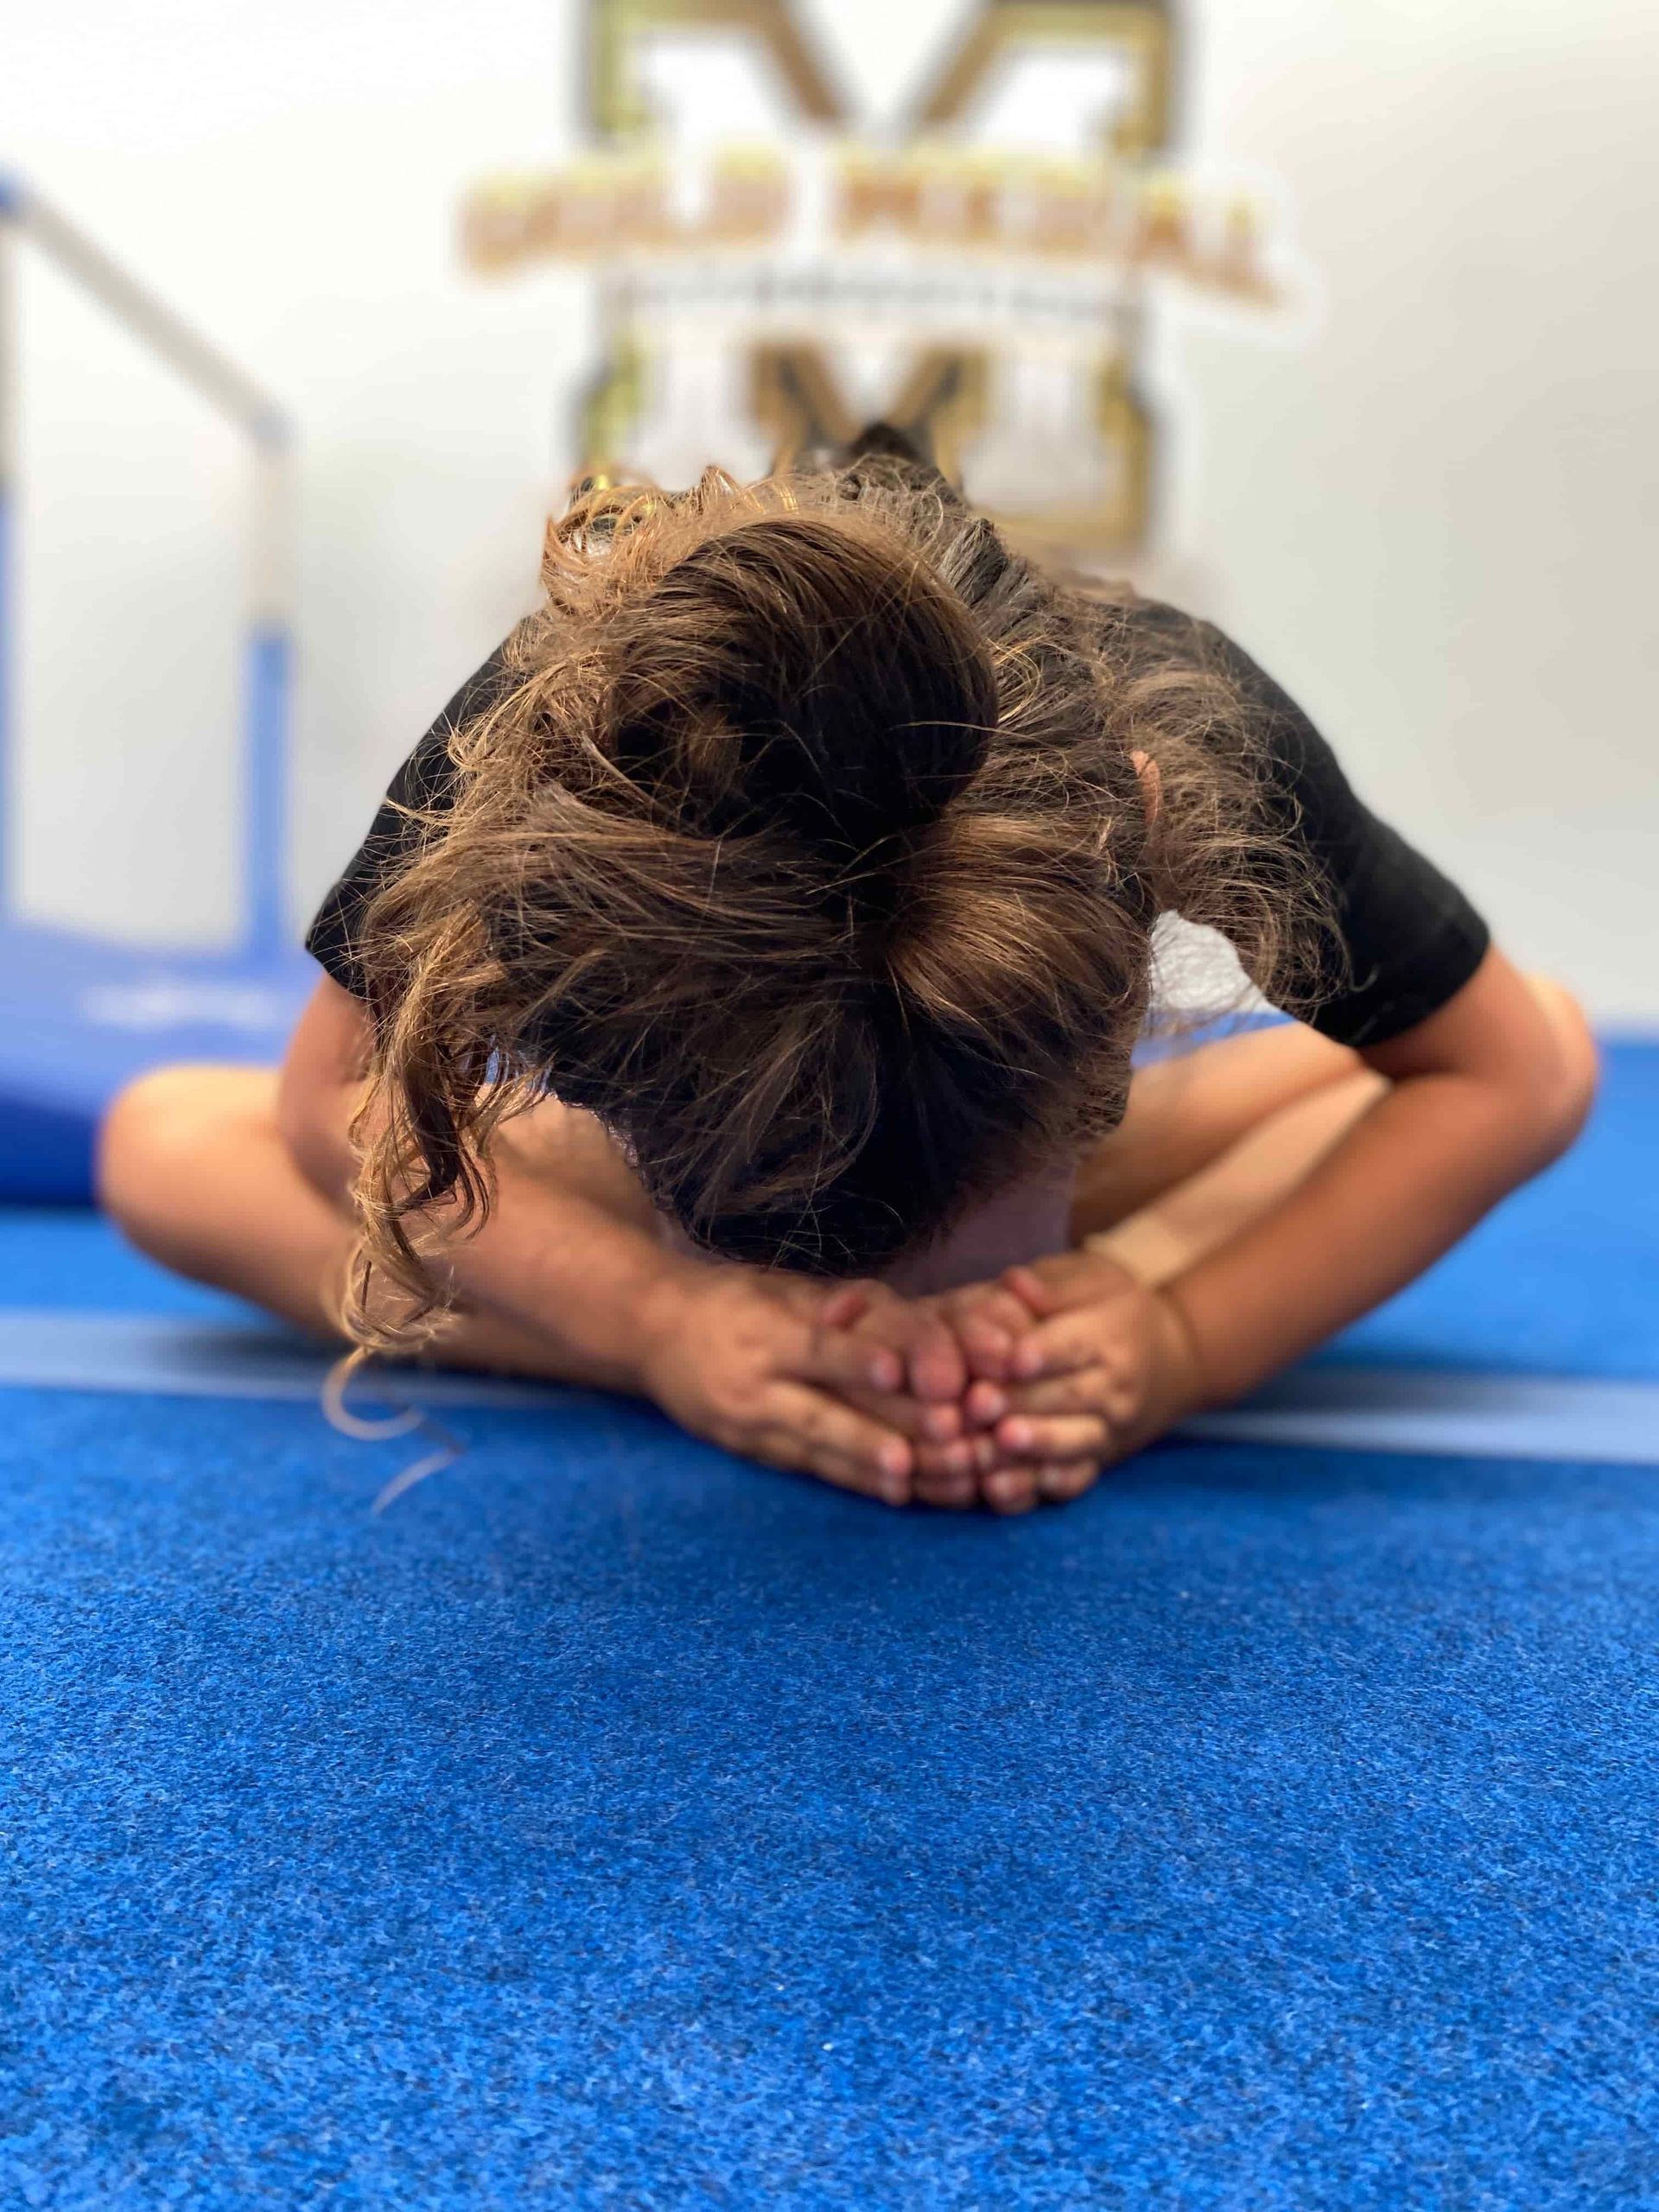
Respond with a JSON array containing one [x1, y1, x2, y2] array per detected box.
[[0, 922, 312, 1201]]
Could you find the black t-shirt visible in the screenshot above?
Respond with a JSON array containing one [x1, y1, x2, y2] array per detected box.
[[306, 615, 1488, 1051]]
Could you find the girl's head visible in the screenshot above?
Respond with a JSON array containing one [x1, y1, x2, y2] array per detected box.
[[351, 445, 1320, 1340]]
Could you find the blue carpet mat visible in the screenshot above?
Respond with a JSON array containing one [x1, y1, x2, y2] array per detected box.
[[5, 1386, 1659, 2210], [3, 1045, 1656, 2207]]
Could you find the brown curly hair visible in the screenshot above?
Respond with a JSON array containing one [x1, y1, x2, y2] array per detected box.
[[345, 437, 1332, 1348]]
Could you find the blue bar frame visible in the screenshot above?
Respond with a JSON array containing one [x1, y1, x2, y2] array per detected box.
[[243, 622, 293, 963]]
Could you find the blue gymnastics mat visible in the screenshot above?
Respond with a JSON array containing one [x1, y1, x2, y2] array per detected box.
[[3, 1048, 1656, 2209], [6, 1394, 1659, 2210]]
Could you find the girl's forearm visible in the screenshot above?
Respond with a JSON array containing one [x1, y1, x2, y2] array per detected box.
[[1161, 1068, 1580, 1408], [426, 1163, 690, 1395], [290, 1067, 694, 1395], [279, 990, 696, 1391]]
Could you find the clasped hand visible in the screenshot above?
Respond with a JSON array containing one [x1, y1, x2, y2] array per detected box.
[[638, 1248, 1201, 1514]]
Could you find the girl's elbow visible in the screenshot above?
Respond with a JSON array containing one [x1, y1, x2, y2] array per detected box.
[[275, 1058, 357, 1207], [276, 977, 375, 1205], [1522, 976, 1600, 1168]]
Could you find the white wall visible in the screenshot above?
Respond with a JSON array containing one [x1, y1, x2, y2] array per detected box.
[[1166, 0, 1659, 1020], [4, 0, 593, 948], [3, 1, 1656, 1011]]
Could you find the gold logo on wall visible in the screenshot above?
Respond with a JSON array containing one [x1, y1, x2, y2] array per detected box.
[[461, 0, 1289, 555]]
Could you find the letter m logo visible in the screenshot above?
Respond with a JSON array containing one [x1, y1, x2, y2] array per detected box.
[[578, 0, 1176, 551]]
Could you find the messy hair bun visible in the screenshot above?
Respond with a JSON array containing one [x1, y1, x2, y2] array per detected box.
[[609, 514, 998, 863], [347, 446, 1324, 1343]]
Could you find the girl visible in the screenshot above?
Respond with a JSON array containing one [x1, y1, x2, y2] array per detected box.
[[99, 427, 1597, 1513]]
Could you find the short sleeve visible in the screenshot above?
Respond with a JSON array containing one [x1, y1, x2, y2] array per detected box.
[[1196, 620, 1490, 1046], [305, 645, 514, 998]]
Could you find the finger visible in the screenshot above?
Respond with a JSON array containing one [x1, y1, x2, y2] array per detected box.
[[969, 1362, 1115, 1427], [1001, 1265, 1062, 1320], [963, 1377, 1008, 1427], [912, 1452, 979, 1510], [822, 1288, 960, 1402], [804, 1446, 910, 1507], [982, 1465, 1039, 1516], [920, 1431, 997, 1481], [904, 1312, 969, 1402], [790, 1316, 905, 1398], [1002, 1371, 1141, 1427], [943, 1287, 1037, 1382], [1007, 1310, 1112, 1383], [995, 1412, 1111, 1462], [914, 1395, 965, 1444], [916, 1484, 977, 1510], [768, 1382, 914, 1491], [1036, 1458, 1103, 1503], [998, 1370, 1111, 1419], [747, 1424, 905, 1505], [943, 1281, 1032, 1331], [818, 1282, 874, 1331], [808, 1443, 912, 1506], [913, 1436, 981, 1484], [843, 1387, 962, 1445]]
